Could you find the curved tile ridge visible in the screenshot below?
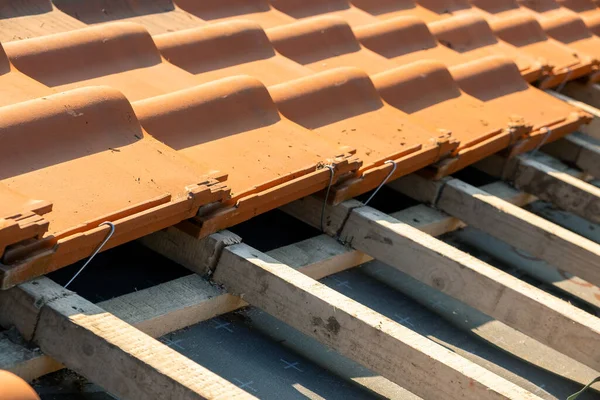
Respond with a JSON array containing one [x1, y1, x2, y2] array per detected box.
[[133, 74, 360, 235], [0, 42, 52, 106], [557, 0, 600, 35], [4, 22, 199, 100], [372, 60, 531, 173], [270, 66, 458, 200], [489, 13, 597, 86], [267, 16, 397, 74], [450, 56, 591, 153], [469, 0, 523, 15], [270, 0, 379, 26], [174, 0, 294, 28], [0, 0, 85, 41], [350, 0, 442, 22], [53, 0, 204, 34], [429, 14, 545, 82], [154, 20, 310, 85], [354, 17, 467, 66], [5, 22, 162, 84], [416, 0, 475, 15], [0, 86, 229, 286]]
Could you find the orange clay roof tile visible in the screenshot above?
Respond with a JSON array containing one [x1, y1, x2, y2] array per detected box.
[[371, 59, 531, 175], [350, 0, 443, 22], [0, 0, 85, 41], [0, 86, 230, 287], [132, 75, 361, 236], [269, 67, 458, 200], [267, 16, 399, 74], [270, 0, 380, 27], [0, 43, 52, 105], [52, 0, 205, 35], [354, 16, 477, 68], [450, 56, 592, 154], [174, 0, 295, 28], [428, 14, 546, 82], [4, 22, 200, 101], [153, 20, 311, 86], [487, 13, 597, 87], [557, 0, 600, 35]]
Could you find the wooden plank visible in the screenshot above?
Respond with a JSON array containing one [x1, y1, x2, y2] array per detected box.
[[283, 197, 600, 372], [99, 274, 246, 338], [547, 89, 600, 139], [544, 133, 600, 179], [391, 174, 600, 287], [0, 332, 62, 382], [0, 278, 255, 400], [212, 243, 542, 400], [511, 154, 600, 224], [360, 261, 600, 389]]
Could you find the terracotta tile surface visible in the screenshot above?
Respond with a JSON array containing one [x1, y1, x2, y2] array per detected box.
[[350, 0, 443, 22], [0, 0, 85, 41], [268, 17, 532, 175], [270, 0, 380, 27], [174, 0, 295, 28], [4, 22, 200, 101], [154, 20, 311, 86], [267, 16, 400, 74], [52, 0, 205, 35], [557, 0, 600, 35], [0, 43, 52, 105], [0, 86, 230, 285], [269, 67, 458, 200], [450, 56, 592, 154], [486, 12, 597, 87], [427, 14, 546, 82], [0, 0, 597, 285], [371, 60, 531, 174], [133, 75, 361, 236]]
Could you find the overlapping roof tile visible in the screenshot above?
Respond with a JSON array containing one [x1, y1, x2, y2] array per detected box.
[[350, 0, 443, 22], [52, 0, 205, 34], [0, 86, 230, 285], [0, 0, 84, 41], [0, 0, 596, 285], [153, 20, 311, 85]]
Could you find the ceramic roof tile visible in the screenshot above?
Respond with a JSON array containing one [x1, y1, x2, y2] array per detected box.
[[269, 67, 458, 200], [0, 42, 52, 105], [270, 0, 380, 27], [266, 16, 539, 172], [486, 12, 597, 86], [354, 16, 480, 68], [132, 75, 360, 236], [557, 0, 600, 35], [370, 60, 532, 173], [174, 0, 295, 28], [267, 17, 533, 176], [350, 0, 443, 22], [52, 0, 206, 35], [450, 56, 592, 154], [0, 0, 85, 41], [428, 14, 546, 82], [4, 22, 200, 101], [0, 86, 230, 285], [154, 20, 311, 86]]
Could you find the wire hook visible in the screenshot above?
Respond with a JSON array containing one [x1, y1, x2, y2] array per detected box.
[[363, 160, 397, 207], [64, 221, 115, 289], [320, 165, 335, 233]]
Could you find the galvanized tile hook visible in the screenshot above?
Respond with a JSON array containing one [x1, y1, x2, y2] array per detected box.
[[64, 221, 115, 289], [363, 160, 397, 207]]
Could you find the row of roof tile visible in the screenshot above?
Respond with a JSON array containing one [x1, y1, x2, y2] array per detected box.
[[0, 0, 596, 288]]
